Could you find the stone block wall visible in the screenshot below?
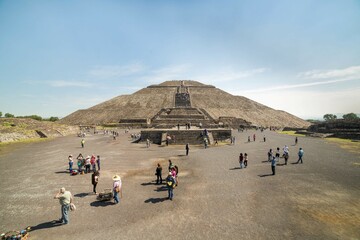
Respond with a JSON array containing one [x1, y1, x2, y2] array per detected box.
[[140, 129, 231, 145]]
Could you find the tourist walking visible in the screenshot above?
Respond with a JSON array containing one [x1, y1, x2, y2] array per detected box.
[[263, 136, 266, 142], [248, 136, 250, 142], [283, 151, 289, 165], [295, 137, 298, 145], [96, 155, 101, 171], [244, 153, 248, 168], [271, 156, 276, 175], [267, 149, 273, 162], [68, 155, 73, 173], [297, 148, 304, 164], [275, 147, 280, 161], [90, 154, 96, 172], [54, 187, 73, 224], [166, 172, 175, 201], [146, 138, 150, 148], [155, 163, 162, 184], [91, 171, 99, 194], [239, 153, 244, 169], [81, 139, 85, 148], [253, 134, 256, 142], [185, 143, 189, 156], [85, 156, 91, 174], [168, 159, 174, 172], [112, 175, 122, 204]]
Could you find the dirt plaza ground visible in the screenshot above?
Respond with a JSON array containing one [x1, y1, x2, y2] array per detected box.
[[0, 129, 359, 240]]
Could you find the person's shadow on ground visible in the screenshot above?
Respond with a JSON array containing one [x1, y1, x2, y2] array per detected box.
[[141, 182, 157, 186], [258, 174, 274, 177], [144, 197, 168, 204], [229, 167, 241, 170], [54, 171, 69, 174], [74, 193, 90, 198], [30, 220, 64, 231], [154, 186, 167, 192], [90, 201, 115, 207]]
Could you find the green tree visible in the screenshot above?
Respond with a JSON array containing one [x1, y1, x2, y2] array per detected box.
[[28, 115, 42, 121], [323, 114, 337, 121], [4, 113, 15, 118], [0, 111, 2, 117], [49, 116, 59, 122], [342, 113, 359, 120]]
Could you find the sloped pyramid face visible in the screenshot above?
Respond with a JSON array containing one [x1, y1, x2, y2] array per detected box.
[[60, 80, 310, 128]]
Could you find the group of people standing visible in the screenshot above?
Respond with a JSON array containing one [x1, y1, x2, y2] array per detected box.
[[154, 160, 179, 200], [238, 153, 249, 168], [70, 153, 101, 174], [267, 144, 305, 175]]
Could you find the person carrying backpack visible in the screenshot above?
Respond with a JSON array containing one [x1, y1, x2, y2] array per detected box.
[[166, 172, 176, 201]]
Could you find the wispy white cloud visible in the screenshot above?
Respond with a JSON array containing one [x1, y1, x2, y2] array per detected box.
[[298, 66, 360, 80], [194, 68, 269, 83], [89, 63, 145, 78], [243, 65, 360, 93], [241, 87, 360, 119], [48, 81, 93, 87], [140, 64, 191, 83], [24, 80, 93, 88], [242, 78, 358, 93], [140, 65, 269, 84]]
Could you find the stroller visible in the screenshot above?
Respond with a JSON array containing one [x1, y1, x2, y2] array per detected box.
[[1, 226, 30, 240], [96, 189, 113, 201]]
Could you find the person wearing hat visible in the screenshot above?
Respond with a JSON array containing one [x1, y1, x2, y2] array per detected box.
[[54, 187, 73, 224], [112, 175, 122, 204], [166, 172, 175, 201], [68, 155, 73, 173]]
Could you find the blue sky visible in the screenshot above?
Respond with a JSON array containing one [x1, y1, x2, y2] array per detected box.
[[0, 0, 359, 119]]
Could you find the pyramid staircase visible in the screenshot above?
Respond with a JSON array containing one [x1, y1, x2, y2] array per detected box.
[[150, 85, 218, 128]]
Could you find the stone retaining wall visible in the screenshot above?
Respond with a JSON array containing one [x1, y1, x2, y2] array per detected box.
[[140, 129, 231, 145]]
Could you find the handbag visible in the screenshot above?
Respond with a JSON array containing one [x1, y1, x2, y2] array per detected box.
[[70, 203, 76, 211]]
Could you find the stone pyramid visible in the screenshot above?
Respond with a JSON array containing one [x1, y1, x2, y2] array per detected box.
[[60, 80, 310, 128]]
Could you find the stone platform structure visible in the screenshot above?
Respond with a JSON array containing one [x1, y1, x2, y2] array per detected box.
[[140, 128, 232, 145]]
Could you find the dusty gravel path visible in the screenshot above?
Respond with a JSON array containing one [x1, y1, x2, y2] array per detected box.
[[0, 130, 359, 240]]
